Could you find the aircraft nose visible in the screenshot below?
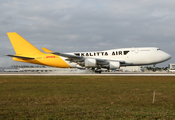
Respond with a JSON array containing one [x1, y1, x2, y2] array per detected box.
[[167, 53, 171, 60], [161, 52, 171, 62]]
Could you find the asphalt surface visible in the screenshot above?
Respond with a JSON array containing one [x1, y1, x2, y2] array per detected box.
[[0, 72, 175, 76]]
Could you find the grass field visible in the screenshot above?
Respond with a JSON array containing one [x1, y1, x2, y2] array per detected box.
[[0, 76, 175, 119]]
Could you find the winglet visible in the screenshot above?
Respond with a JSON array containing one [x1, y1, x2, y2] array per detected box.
[[42, 47, 53, 53]]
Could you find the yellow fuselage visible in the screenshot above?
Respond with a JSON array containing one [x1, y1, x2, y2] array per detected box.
[[13, 54, 70, 68]]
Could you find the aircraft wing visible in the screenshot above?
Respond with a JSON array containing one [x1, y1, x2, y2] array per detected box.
[[43, 47, 127, 65], [53, 52, 126, 65], [53, 52, 84, 62], [6, 55, 35, 60], [53, 52, 82, 59]]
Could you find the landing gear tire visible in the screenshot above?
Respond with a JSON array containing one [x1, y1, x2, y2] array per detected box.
[[95, 70, 101, 74]]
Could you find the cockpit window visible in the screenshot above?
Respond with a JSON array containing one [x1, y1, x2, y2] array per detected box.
[[124, 51, 129, 55], [157, 49, 161, 50]]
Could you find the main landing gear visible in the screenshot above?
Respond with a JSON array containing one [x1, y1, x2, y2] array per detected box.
[[95, 69, 102, 74], [91, 68, 102, 74], [90, 68, 102, 74]]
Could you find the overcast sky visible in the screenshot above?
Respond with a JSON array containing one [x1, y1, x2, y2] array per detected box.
[[0, 0, 175, 67]]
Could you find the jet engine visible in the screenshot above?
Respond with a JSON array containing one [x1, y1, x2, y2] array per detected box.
[[101, 61, 120, 70], [108, 61, 120, 70], [85, 58, 96, 67]]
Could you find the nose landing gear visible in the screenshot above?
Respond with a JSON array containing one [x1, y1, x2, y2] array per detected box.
[[153, 64, 156, 72]]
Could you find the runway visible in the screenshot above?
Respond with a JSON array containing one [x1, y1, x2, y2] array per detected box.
[[0, 72, 175, 76]]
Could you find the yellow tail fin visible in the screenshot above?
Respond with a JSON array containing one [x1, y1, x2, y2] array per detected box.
[[7, 32, 43, 55]]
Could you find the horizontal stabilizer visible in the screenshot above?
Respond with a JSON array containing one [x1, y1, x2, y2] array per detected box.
[[6, 55, 35, 60]]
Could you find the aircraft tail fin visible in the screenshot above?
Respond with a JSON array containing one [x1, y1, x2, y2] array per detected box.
[[7, 32, 43, 55]]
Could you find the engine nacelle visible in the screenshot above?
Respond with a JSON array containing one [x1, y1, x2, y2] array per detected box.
[[109, 61, 120, 70], [85, 58, 96, 67]]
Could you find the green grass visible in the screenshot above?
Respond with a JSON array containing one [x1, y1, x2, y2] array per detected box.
[[0, 76, 175, 119]]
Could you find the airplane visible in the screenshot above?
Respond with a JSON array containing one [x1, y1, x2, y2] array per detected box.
[[6, 32, 171, 73]]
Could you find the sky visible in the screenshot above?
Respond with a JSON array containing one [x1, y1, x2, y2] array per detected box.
[[0, 0, 175, 67]]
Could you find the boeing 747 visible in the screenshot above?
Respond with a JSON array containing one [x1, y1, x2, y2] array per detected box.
[[6, 32, 171, 73]]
